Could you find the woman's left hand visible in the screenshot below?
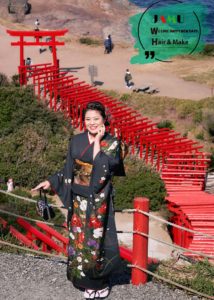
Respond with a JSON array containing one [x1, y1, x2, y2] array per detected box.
[[31, 180, 51, 191]]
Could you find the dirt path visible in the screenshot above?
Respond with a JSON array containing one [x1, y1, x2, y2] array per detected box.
[[115, 212, 173, 260], [1, 252, 196, 300], [0, 24, 212, 100]]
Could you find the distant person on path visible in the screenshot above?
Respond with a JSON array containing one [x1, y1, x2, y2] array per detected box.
[[124, 69, 133, 88], [34, 19, 43, 53], [26, 57, 32, 67], [104, 37, 111, 54], [108, 35, 112, 53], [32, 101, 126, 300], [25, 57, 32, 76], [7, 178, 14, 193], [35, 18, 40, 30]]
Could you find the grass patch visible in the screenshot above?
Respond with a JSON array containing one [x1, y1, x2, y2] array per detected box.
[[183, 69, 214, 85], [103, 89, 214, 165], [155, 258, 214, 297], [79, 37, 101, 46], [175, 44, 214, 60]]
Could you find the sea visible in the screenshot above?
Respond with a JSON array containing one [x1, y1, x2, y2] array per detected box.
[[129, 0, 214, 43]]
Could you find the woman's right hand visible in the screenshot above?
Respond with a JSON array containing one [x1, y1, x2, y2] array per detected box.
[[95, 124, 105, 142], [31, 180, 50, 192]]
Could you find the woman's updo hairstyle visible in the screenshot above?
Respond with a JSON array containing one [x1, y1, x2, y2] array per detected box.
[[83, 101, 110, 126]]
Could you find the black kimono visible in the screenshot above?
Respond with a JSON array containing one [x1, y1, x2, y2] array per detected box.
[[48, 131, 125, 290]]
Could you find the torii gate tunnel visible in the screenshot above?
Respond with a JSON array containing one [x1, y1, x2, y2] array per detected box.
[[7, 29, 68, 85]]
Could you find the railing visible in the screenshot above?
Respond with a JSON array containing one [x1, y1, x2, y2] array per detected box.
[[0, 190, 214, 299]]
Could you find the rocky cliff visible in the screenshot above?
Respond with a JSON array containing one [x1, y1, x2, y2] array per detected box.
[[0, 0, 141, 44]]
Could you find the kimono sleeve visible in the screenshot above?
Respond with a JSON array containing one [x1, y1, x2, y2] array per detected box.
[[91, 138, 121, 194], [48, 139, 74, 209]]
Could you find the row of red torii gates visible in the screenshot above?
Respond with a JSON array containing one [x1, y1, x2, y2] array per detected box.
[[7, 29, 68, 85], [6, 29, 214, 259]]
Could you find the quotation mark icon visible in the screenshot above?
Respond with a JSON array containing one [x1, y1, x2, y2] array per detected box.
[[145, 51, 155, 59]]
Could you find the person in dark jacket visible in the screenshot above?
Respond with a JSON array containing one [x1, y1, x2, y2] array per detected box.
[[104, 37, 110, 54], [108, 35, 112, 52], [124, 69, 133, 88]]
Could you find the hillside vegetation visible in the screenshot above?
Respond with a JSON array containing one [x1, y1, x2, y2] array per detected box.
[[104, 89, 214, 168], [0, 79, 73, 187]]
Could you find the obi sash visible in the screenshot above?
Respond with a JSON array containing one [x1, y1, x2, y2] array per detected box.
[[73, 159, 93, 186]]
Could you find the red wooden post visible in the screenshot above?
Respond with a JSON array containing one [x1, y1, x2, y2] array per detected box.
[[132, 197, 149, 285], [52, 36, 57, 68], [19, 36, 26, 85]]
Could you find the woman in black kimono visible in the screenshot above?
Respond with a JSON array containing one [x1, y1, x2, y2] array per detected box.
[[32, 101, 125, 299]]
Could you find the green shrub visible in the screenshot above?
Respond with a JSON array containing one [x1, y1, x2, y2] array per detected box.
[[0, 86, 73, 187], [0, 73, 9, 87], [201, 44, 214, 56], [193, 109, 203, 124], [113, 158, 166, 211], [79, 37, 101, 46], [120, 94, 131, 102], [195, 132, 204, 140], [203, 110, 214, 136], [11, 74, 20, 87], [157, 120, 173, 129], [177, 103, 195, 119]]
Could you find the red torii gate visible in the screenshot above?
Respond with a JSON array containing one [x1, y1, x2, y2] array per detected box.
[[7, 29, 68, 85]]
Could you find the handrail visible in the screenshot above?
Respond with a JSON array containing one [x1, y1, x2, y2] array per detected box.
[[1, 190, 214, 239]]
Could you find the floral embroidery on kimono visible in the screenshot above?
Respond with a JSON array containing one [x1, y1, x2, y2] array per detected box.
[[48, 131, 125, 289]]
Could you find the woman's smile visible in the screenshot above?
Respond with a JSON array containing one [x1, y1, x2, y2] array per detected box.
[[85, 110, 105, 134], [89, 125, 98, 131]]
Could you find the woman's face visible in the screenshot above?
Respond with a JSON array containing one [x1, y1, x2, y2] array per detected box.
[[85, 109, 105, 135]]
